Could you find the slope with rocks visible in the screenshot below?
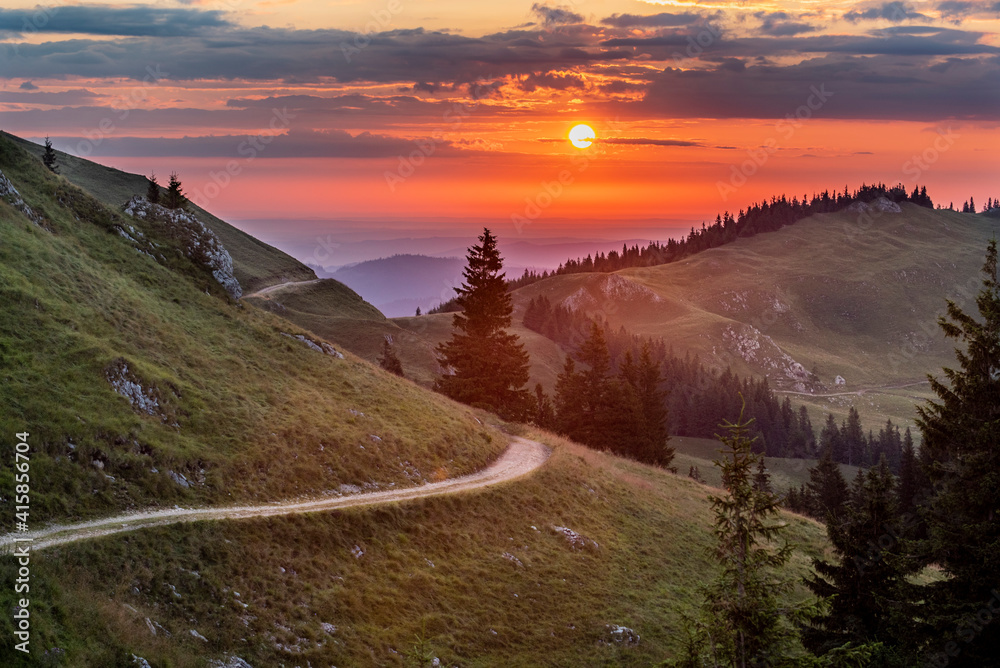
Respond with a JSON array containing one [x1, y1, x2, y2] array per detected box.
[[0, 132, 501, 527], [3, 131, 315, 293]]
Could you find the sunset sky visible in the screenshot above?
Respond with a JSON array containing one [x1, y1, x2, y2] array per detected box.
[[1, 0, 998, 241]]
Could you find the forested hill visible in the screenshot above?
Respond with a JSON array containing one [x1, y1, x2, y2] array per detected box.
[[508, 182, 937, 289]]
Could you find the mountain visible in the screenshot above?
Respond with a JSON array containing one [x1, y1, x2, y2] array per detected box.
[[331, 254, 466, 317], [3, 131, 316, 293]]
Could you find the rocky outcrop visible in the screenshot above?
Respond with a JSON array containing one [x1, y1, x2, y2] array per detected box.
[[0, 168, 43, 225], [105, 357, 180, 425], [563, 274, 662, 311], [280, 332, 344, 358], [846, 196, 902, 215], [123, 196, 241, 299]]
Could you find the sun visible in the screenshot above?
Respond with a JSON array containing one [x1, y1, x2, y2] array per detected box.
[[569, 124, 596, 149]]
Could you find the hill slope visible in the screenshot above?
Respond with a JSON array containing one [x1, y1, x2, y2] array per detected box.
[[509, 203, 998, 430], [3, 131, 315, 293], [1, 430, 829, 667], [0, 132, 499, 526]]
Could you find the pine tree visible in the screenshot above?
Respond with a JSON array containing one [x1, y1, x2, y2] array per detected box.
[[681, 406, 806, 667], [914, 239, 1000, 665], [555, 356, 587, 441], [165, 172, 186, 209], [146, 172, 160, 205], [533, 383, 555, 429], [42, 136, 58, 173], [802, 457, 918, 663], [415, 307, 421, 316], [576, 322, 612, 448], [807, 448, 849, 521], [435, 228, 531, 420], [897, 427, 919, 514], [378, 336, 404, 377]]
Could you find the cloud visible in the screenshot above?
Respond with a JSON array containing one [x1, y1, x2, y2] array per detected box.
[[0, 89, 104, 105], [0, 5, 232, 37], [600, 12, 702, 28], [601, 137, 706, 147], [519, 71, 586, 91], [45, 129, 472, 159], [531, 3, 584, 27], [18, 81, 37, 90], [754, 12, 822, 36], [844, 1, 931, 22], [635, 53, 1000, 120], [935, 0, 1000, 18]]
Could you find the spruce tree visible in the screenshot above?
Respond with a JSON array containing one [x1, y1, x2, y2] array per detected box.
[[806, 448, 849, 521], [682, 406, 805, 667], [914, 239, 1000, 666], [435, 228, 531, 420], [802, 457, 918, 663], [165, 172, 186, 209], [378, 336, 404, 377], [42, 136, 58, 173], [146, 172, 160, 205]]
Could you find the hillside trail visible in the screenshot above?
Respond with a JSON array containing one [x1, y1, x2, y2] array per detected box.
[[247, 278, 322, 298], [1, 437, 549, 553]]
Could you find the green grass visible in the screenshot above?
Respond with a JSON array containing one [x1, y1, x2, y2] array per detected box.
[[3, 131, 316, 293], [671, 436, 860, 491], [0, 133, 500, 526], [0, 429, 831, 667]]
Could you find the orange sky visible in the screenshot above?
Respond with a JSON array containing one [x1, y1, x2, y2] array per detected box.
[[1, 0, 998, 231]]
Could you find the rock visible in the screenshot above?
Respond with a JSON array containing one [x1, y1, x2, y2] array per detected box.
[[280, 332, 344, 357], [131, 655, 152, 668], [123, 196, 242, 299], [105, 357, 178, 423], [168, 470, 190, 488], [551, 525, 599, 551], [846, 196, 902, 215], [502, 552, 524, 568], [208, 659, 254, 668], [351, 545, 365, 559], [190, 629, 209, 642], [0, 169, 43, 225], [603, 624, 640, 646], [835, 375, 846, 385], [320, 622, 337, 635]]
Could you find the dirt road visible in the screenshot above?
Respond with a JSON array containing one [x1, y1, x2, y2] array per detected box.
[[247, 278, 322, 298], [1, 437, 549, 552]]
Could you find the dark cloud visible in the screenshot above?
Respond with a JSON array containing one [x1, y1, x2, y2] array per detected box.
[[601, 137, 706, 147], [600, 12, 702, 28], [45, 129, 469, 159], [0, 89, 103, 105], [1, 26, 632, 84], [519, 71, 586, 91], [935, 0, 1000, 18], [636, 53, 1000, 120], [531, 3, 584, 27], [844, 1, 930, 22], [759, 20, 820, 36], [0, 5, 232, 37], [18, 81, 37, 90]]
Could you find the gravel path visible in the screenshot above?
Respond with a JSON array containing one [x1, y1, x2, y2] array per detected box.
[[1, 437, 549, 552]]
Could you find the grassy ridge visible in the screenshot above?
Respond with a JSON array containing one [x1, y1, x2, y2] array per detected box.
[[0, 430, 829, 667], [3, 131, 316, 293], [0, 133, 500, 526]]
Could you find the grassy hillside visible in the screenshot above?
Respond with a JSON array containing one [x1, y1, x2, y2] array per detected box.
[[3, 131, 315, 293], [671, 436, 860, 491], [1, 429, 830, 667], [507, 204, 999, 431], [0, 133, 500, 526]]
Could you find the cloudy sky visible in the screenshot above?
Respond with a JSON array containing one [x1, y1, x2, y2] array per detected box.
[[1, 0, 997, 231]]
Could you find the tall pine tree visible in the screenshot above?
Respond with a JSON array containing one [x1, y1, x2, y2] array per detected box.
[[146, 172, 160, 205], [914, 239, 1000, 666], [165, 172, 186, 209], [435, 228, 531, 420]]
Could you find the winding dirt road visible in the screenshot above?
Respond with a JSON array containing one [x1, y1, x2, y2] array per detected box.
[[247, 278, 323, 299], [1, 437, 549, 553]]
